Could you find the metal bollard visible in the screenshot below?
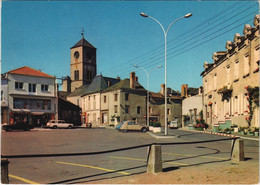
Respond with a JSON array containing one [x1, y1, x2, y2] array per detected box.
[[147, 144, 162, 173], [231, 139, 244, 162], [1, 158, 9, 184]]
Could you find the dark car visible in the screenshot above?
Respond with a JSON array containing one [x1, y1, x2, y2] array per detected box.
[[2, 122, 34, 131]]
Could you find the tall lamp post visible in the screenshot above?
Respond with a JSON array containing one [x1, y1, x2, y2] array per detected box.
[[134, 65, 163, 127], [140, 12, 192, 135]]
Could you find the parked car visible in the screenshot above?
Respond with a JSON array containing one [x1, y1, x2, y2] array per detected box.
[[116, 121, 126, 130], [46, 120, 73, 129], [169, 120, 178, 129], [119, 120, 148, 132], [2, 122, 34, 131]]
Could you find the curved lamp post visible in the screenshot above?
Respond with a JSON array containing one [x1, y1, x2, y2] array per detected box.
[[134, 65, 162, 127], [140, 12, 192, 135]]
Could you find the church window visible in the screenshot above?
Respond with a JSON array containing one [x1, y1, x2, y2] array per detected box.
[[74, 51, 79, 59], [74, 70, 79, 80]]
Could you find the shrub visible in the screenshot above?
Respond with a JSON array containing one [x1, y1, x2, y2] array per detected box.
[[153, 122, 161, 127], [194, 119, 208, 130]]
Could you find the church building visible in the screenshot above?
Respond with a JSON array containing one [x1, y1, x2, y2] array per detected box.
[[63, 33, 97, 93]]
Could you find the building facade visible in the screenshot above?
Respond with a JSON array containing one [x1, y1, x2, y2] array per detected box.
[[149, 84, 183, 127], [81, 75, 120, 127], [1, 74, 9, 124], [201, 15, 259, 129], [100, 72, 147, 126], [181, 85, 203, 127], [5, 66, 57, 127]]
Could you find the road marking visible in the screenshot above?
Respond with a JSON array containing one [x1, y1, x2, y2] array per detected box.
[[56, 161, 130, 175], [109, 156, 146, 161], [163, 152, 229, 160], [9, 174, 39, 184], [109, 156, 189, 166]]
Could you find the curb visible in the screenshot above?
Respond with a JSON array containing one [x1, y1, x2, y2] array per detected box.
[[181, 129, 259, 141], [192, 130, 238, 138], [147, 132, 179, 139]]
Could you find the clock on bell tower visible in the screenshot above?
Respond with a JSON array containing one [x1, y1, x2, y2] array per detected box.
[[70, 33, 97, 92]]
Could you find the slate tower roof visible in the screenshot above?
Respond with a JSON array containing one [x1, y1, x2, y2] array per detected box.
[[70, 37, 96, 49]]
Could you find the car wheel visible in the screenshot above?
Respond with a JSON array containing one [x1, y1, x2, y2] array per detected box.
[[5, 128, 11, 132], [141, 127, 147, 132], [122, 129, 127, 133], [68, 125, 72, 129], [53, 125, 57, 129]]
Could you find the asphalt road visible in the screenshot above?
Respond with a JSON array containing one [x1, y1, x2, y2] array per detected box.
[[1, 128, 259, 184]]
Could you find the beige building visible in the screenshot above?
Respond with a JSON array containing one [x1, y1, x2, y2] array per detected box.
[[149, 84, 182, 127], [81, 75, 120, 127], [201, 15, 259, 129], [100, 72, 147, 126]]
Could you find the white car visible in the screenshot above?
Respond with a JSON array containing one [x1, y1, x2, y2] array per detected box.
[[169, 120, 178, 129], [46, 120, 73, 129]]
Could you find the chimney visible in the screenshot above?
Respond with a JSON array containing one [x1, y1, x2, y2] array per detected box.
[[130, 72, 136, 89], [181, 84, 188, 97], [160, 84, 165, 95]]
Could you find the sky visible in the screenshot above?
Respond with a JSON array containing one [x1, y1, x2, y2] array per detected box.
[[1, 1, 259, 93]]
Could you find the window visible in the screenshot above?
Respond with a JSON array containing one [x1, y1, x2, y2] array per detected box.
[[13, 98, 51, 110], [137, 106, 141, 114], [41, 85, 49, 92], [167, 108, 170, 115], [29, 83, 36, 93], [254, 46, 260, 71], [88, 96, 90, 101], [226, 65, 230, 84], [104, 95, 107, 103], [234, 60, 239, 81], [114, 94, 118, 101], [15, 82, 23, 90], [1, 91, 3, 101], [125, 93, 129, 101], [74, 70, 79, 80], [149, 107, 152, 113], [93, 95, 96, 100], [213, 74, 217, 90], [114, 105, 118, 113], [243, 53, 249, 77], [125, 105, 129, 114], [77, 99, 79, 106]]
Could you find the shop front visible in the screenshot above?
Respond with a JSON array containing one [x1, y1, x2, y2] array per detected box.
[[9, 111, 54, 127]]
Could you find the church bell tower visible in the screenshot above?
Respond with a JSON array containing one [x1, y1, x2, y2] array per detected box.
[[70, 31, 97, 92]]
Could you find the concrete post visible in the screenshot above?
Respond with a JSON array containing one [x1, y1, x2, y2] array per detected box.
[[147, 144, 162, 173], [1, 158, 9, 184], [231, 139, 244, 162]]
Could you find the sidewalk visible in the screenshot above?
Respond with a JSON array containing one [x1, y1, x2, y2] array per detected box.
[[147, 127, 259, 141]]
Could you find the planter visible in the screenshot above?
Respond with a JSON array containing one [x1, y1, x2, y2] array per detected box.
[[149, 126, 154, 131], [247, 132, 254, 136], [254, 132, 259, 136], [153, 127, 162, 133], [234, 127, 239, 133]]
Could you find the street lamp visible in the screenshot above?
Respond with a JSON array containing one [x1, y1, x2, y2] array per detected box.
[[140, 12, 192, 135], [134, 65, 163, 127]]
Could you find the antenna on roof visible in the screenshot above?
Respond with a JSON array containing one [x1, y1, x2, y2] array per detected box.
[[81, 28, 84, 38]]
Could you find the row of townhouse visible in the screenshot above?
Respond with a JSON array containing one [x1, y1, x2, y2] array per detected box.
[[201, 15, 259, 129], [1, 66, 81, 126], [66, 71, 183, 127]]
